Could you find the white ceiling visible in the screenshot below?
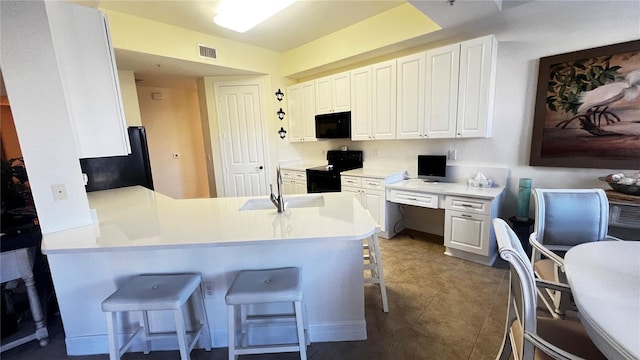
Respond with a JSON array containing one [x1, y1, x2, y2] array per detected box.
[[69, 0, 515, 87]]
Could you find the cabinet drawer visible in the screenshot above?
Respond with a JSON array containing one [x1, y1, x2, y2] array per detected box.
[[387, 189, 439, 209], [281, 170, 305, 180], [341, 176, 362, 187], [361, 177, 384, 191], [281, 170, 296, 179], [445, 196, 492, 215]]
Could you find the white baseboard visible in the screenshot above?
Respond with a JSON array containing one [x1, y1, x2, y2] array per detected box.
[[65, 320, 367, 355]]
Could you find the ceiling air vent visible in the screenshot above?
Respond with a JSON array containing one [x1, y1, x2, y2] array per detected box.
[[198, 45, 217, 60]]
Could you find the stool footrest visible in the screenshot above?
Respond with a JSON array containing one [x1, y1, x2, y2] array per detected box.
[[118, 326, 144, 357], [234, 344, 303, 355], [245, 314, 296, 324], [143, 324, 204, 351]]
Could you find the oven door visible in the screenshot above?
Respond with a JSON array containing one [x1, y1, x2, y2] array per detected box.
[[306, 170, 341, 193]]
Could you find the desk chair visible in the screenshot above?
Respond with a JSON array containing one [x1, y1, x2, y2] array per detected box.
[[492, 218, 606, 360], [529, 188, 619, 318]]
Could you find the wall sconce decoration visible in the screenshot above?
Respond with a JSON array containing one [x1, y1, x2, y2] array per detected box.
[[275, 89, 284, 101], [278, 127, 287, 139], [277, 108, 285, 120]]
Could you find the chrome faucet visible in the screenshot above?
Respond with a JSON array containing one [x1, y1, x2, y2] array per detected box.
[[270, 166, 285, 213]]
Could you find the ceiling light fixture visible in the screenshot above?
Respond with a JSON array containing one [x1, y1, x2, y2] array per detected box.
[[214, 0, 298, 33]]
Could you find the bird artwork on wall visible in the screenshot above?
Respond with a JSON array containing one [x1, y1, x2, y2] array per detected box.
[[554, 68, 640, 136], [530, 39, 640, 169]]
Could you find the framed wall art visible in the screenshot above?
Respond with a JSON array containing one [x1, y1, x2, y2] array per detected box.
[[529, 39, 640, 169]]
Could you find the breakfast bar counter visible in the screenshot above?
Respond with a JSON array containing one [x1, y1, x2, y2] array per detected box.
[[41, 186, 378, 355]]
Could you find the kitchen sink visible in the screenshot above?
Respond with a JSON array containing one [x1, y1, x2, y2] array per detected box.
[[239, 195, 325, 211]]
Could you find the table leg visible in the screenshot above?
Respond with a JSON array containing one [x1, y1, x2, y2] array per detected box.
[[23, 276, 49, 346]]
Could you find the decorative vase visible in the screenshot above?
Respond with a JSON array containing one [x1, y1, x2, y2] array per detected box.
[[516, 178, 532, 221]]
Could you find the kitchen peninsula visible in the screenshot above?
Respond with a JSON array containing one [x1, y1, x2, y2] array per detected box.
[[41, 186, 378, 355]]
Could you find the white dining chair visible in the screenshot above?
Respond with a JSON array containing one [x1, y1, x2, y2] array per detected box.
[[493, 218, 606, 360], [528, 188, 619, 318]]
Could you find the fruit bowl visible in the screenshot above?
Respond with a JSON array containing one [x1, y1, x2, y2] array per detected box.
[[600, 174, 640, 196]]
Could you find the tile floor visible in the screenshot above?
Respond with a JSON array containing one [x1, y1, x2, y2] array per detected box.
[[1, 230, 510, 360]]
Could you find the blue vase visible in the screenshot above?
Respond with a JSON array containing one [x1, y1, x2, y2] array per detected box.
[[517, 178, 532, 221]]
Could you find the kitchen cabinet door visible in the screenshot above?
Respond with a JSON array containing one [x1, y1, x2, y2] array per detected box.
[[350, 66, 372, 141], [46, 2, 130, 158], [362, 189, 385, 229], [444, 210, 491, 256], [396, 52, 426, 140], [371, 60, 397, 140], [332, 72, 351, 113], [315, 77, 333, 115], [424, 43, 460, 139], [287, 81, 317, 142], [314, 72, 351, 115], [456, 35, 497, 138]]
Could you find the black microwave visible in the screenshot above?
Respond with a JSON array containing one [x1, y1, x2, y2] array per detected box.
[[315, 111, 351, 139]]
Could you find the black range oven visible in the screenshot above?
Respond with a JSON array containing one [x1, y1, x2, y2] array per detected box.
[[306, 150, 363, 193]]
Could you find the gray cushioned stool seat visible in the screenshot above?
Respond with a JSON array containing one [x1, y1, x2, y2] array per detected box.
[[101, 273, 212, 360], [225, 267, 307, 360], [102, 274, 201, 312], [225, 267, 302, 305]]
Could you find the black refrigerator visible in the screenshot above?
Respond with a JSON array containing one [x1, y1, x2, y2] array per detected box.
[[80, 126, 154, 192]]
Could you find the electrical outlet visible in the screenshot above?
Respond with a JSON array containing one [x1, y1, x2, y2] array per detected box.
[[373, 148, 379, 158], [447, 149, 457, 160], [203, 282, 215, 298], [51, 183, 68, 201]]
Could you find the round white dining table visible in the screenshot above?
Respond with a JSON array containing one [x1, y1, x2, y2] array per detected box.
[[564, 241, 640, 360]]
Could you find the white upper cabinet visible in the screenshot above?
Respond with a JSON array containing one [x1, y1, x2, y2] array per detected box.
[[396, 53, 426, 139], [424, 43, 460, 139], [287, 80, 317, 142], [371, 60, 397, 140], [351, 60, 397, 141], [456, 35, 497, 138], [350, 66, 373, 141], [46, 2, 130, 158], [315, 72, 351, 114], [397, 35, 497, 140]]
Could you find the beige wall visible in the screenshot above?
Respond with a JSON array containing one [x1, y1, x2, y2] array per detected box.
[[117, 69, 143, 126], [137, 84, 210, 199]]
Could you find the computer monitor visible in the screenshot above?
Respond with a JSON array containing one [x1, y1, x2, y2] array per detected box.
[[418, 155, 447, 182]]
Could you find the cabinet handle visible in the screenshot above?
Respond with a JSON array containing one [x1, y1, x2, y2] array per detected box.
[[461, 214, 472, 218]]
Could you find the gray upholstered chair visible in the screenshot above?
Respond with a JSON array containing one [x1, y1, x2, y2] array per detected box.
[[492, 218, 606, 360], [528, 188, 619, 319]]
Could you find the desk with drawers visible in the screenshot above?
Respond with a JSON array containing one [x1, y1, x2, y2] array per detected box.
[[386, 179, 505, 266]]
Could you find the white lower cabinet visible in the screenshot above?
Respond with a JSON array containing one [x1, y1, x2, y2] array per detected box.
[[443, 196, 497, 265], [342, 172, 404, 238], [342, 176, 385, 229], [281, 169, 307, 195]]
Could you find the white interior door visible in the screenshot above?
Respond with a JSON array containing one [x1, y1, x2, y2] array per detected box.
[[216, 83, 268, 197]]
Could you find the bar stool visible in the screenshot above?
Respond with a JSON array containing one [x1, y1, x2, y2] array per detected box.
[[225, 267, 307, 360], [101, 273, 212, 360], [363, 234, 389, 312]]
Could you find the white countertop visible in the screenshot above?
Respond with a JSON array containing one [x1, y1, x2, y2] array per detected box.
[[41, 186, 378, 254], [279, 161, 324, 171], [385, 179, 504, 200], [342, 167, 405, 179]]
